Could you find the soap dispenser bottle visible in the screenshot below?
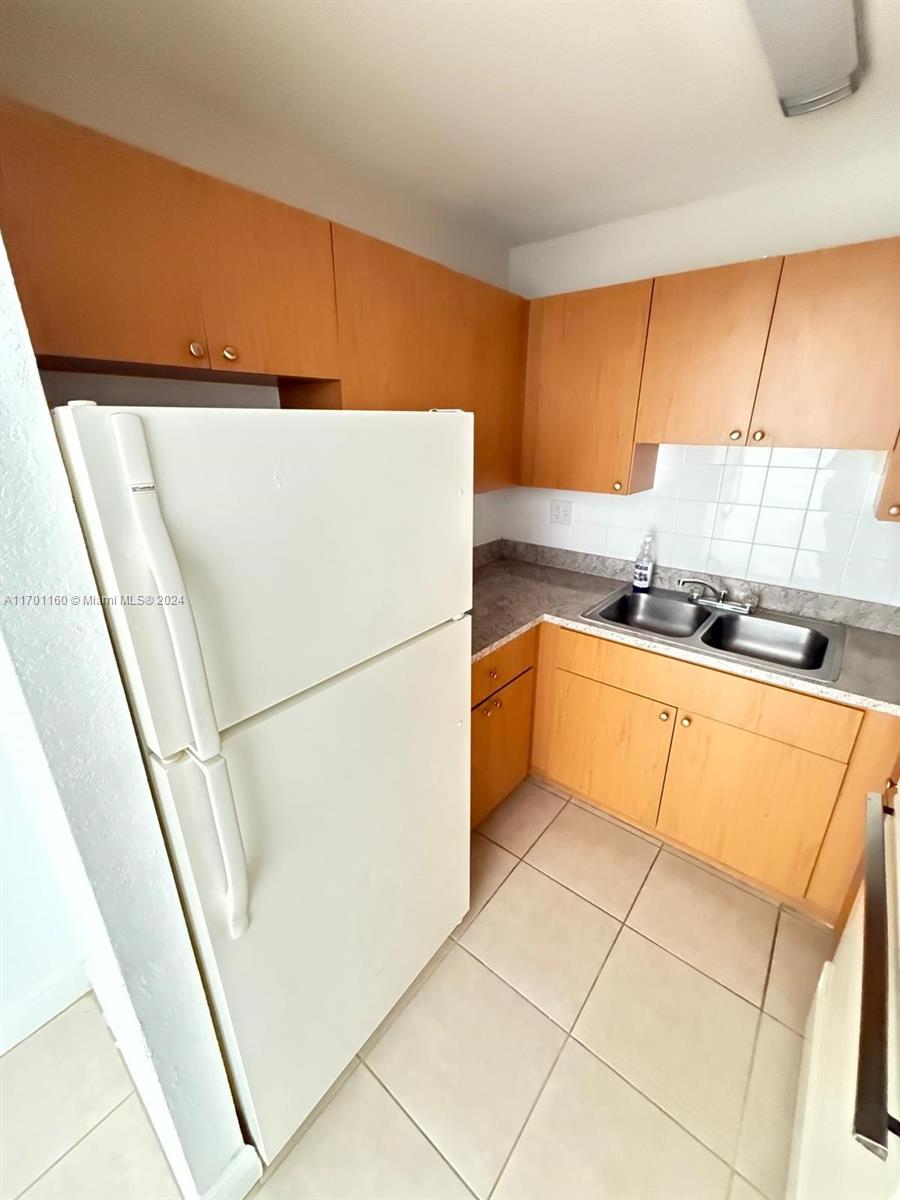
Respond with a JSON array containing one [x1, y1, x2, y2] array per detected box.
[[633, 532, 655, 592]]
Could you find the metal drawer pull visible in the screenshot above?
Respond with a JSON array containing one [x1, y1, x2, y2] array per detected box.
[[493, 699, 502, 710], [482, 708, 492, 718], [659, 711, 670, 721], [681, 716, 692, 727], [853, 790, 898, 1158], [489, 669, 499, 680]]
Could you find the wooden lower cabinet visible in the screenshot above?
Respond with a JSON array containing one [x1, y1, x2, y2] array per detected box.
[[544, 671, 673, 827], [656, 712, 845, 896], [471, 668, 535, 827]]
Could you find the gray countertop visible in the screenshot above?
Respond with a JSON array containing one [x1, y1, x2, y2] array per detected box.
[[472, 559, 900, 716]]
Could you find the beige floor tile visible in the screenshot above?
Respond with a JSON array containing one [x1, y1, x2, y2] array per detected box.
[[525, 803, 658, 919], [365, 944, 564, 1198], [728, 1173, 768, 1200], [494, 1040, 731, 1200], [476, 781, 566, 857], [526, 776, 569, 800], [451, 834, 516, 939], [461, 863, 619, 1026], [574, 928, 757, 1160], [735, 1015, 803, 1200], [359, 939, 455, 1058], [568, 795, 660, 844], [628, 852, 778, 1004], [763, 911, 833, 1034], [259, 1063, 470, 1200], [20, 1095, 177, 1200], [0, 995, 133, 1198]]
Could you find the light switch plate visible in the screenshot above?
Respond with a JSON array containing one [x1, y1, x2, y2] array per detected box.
[[550, 498, 572, 526]]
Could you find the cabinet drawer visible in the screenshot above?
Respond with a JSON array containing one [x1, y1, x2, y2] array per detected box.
[[472, 626, 537, 707], [554, 627, 861, 762], [471, 668, 535, 827]]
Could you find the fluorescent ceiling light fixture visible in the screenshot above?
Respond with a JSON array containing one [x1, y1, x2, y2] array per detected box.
[[745, 0, 860, 116]]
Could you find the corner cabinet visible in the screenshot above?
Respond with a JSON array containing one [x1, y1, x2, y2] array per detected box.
[[332, 225, 527, 492], [521, 280, 656, 494], [470, 629, 537, 826]]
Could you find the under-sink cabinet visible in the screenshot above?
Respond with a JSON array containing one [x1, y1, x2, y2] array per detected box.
[[471, 629, 537, 826], [531, 624, 899, 920]]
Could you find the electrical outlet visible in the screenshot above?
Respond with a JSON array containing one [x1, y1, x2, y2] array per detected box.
[[550, 498, 572, 526]]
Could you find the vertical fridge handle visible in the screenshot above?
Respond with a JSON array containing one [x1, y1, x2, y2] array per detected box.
[[189, 751, 250, 939], [111, 412, 220, 761]]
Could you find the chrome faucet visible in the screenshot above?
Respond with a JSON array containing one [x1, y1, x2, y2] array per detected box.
[[677, 577, 758, 615]]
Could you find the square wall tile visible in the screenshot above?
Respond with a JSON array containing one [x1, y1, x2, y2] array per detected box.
[[799, 511, 858, 556], [851, 514, 900, 562], [726, 445, 771, 466], [713, 504, 758, 543], [708, 539, 752, 578], [683, 445, 728, 465], [753, 507, 805, 550], [761, 467, 815, 510], [676, 500, 717, 537], [719, 466, 766, 506], [818, 448, 884, 472], [839, 557, 899, 605], [606, 527, 642, 560], [792, 550, 844, 594], [769, 447, 820, 468], [809, 464, 872, 513], [643, 497, 678, 534], [668, 534, 711, 572], [680, 464, 723, 502], [747, 544, 796, 586]]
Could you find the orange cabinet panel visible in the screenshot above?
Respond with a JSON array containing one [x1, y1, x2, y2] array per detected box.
[[472, 627, 537, 707], [636, 258, 782, 445], [874, 442, 900, 522], [471, 668, 535, 826], [752, 238, 900, 450], [333, 224, 527, 492], [521, 281, 655, 494], [0, 99, 208, 370]]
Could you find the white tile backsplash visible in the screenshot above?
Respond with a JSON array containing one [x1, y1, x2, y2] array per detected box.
[[475, 447, 899, 606]]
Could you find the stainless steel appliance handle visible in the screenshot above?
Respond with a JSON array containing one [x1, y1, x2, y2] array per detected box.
[[854, 790, 898, 1159]]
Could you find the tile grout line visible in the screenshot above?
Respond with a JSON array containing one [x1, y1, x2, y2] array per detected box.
[[11, 1090, 134, 1200], [359, 1061, 479, 1200], [484, 843, 662, 1200]]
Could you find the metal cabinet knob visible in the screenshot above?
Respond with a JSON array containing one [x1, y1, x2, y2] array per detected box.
[[889, 505, 900, 516], [482, 708, 492, 718], [489, 669, 499, 680], [222, 346, 238, 362], [659, 711, 670, 721], [751, 430, 765, 442], [612, 481, 623, 492], [188, 341, 205, 358], [681, 716, 692, 727], [493, 699, 502, 710], [729, 429, 742, 441]]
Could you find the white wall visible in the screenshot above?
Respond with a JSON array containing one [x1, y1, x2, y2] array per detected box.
[[477, 445, 900, 606], [509, 150, 900, 296], [0, 682, 87, 1053]]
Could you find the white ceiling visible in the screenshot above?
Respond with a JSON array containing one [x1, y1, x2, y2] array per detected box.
[[1, 0, 898, 252]]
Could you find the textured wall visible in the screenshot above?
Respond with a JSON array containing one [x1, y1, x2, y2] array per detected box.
[[0, 236, 259, 1197]]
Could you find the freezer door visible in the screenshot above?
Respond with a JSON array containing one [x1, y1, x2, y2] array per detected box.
[[148, 617, 471, 1163], [54, 404, 473, 758]]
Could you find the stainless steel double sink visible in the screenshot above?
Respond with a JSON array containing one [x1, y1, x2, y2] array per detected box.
[[580, 584, 846, 681]]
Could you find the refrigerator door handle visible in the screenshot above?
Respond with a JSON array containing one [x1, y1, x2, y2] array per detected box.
[[188, 750, 250, 939], [111, 412, 221, 761]]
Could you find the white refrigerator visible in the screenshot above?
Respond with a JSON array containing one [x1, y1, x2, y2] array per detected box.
[[53, 402, 473, 1164]]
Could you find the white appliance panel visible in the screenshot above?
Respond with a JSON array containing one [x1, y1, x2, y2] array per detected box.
[[149, 618, 471, 1163], [54, 405, 473, 758]]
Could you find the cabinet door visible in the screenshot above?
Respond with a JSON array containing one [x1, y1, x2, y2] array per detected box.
[[521, 281, 653, 493], [544, 670, 674, 827], [333, 225, 527, 491], [657, 712, 845, 897], [199, 179, 338, 379], [0, 99, 209, 369], [635, 258, 782, 446], [471, 668, 535, 827], [752, 238, 900, 450], [875, 444, 900, 522]]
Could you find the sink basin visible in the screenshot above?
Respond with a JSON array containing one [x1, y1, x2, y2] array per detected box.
[[583, 589, 709, 638], [701, 612, 830, 671]]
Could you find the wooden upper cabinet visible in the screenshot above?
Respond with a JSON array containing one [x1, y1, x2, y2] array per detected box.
[[752, 238, 900, 450], [332, 224, 527, 491], [875, 441, 900, 521], [197, 178, 337, 378], [521, 281, 655, 493], [0, 99, 338, 378], [635, 258, 782, 446], [0, 99, 209, 369]]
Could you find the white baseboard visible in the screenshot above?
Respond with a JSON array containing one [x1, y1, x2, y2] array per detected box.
[[201, 1145, 263, 1200], [0, 961, 89, 1054]]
